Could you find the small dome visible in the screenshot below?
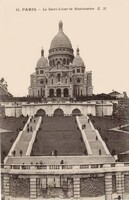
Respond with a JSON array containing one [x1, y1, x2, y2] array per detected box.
[[73, 48, 84, 66], [50, 21, 72, 49], [36, 48, 48, 68]]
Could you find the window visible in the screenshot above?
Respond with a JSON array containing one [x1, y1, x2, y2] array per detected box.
[[57, 73, 61, 82], [77, 78, 80, 83], [65, 79, 67, 83], [51, 79, 53, 84], [36, 71, 39, 75], [40, 70, 43, 74], [77, 69, 80, 73], [63, 58, 66, 64], [40, 79, 44, 84]]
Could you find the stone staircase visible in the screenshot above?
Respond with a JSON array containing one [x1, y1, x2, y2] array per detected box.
[[78, 116, 109, 156], [13, 117, 40, 157], [4, 116, 42, 163]]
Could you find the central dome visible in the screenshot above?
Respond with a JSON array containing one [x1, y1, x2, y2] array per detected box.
[[50, 21, 72, 49]]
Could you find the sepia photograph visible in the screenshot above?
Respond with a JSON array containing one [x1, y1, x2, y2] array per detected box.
[[0, 0, 129, 200]]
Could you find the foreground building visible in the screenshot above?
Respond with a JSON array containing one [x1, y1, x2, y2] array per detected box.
[[29, 21, 93, 98]]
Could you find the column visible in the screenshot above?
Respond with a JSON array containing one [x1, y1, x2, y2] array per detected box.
[[73, 177, 80, 198], [3, 174, 10, 199], [105, 173, 112, 200], [116, 172, 123, 199], [69, 85, 73, 98], [67, 178, 73, 198], [61, 89, 64, 97], [54, 89, 56, 97], [30, 177, 37, 199], [121, 174, 125, 196]]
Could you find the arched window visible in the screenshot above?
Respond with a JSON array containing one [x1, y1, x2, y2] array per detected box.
[[72, 109, 81, 116], [57, 61, 60, 66], [40, 70, 43, 74], [53, 108, 64, 116], [67, 59, 69, 65], [56, 88, 61, 97], [53, 59, 55, 66], [49, 60, 52, 66], [49, 89, 54, 97], [63, 58, 66, 64], [36, 109, 46, 117], [57, 74, 61, 82], [64, 88, 69, 97]]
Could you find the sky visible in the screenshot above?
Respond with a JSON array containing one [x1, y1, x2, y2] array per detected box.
[[0, 0, 129, 97]]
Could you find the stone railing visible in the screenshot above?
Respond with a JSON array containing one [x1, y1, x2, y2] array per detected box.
[[76, 116, 92, 155], [1, 162, 129, 173], [26, 116, 42, 156], [88, 116, 110, 155], [95, 129, 110, 155]]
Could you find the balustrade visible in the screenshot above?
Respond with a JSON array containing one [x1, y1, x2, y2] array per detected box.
[[1, 162, 129, 172]]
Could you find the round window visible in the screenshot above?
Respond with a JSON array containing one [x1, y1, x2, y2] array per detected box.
[[77, 78, 80, 83]]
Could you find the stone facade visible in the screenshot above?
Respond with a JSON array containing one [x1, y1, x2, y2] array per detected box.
[[29, 21, 93, 98], [2, 170, 129, 199]]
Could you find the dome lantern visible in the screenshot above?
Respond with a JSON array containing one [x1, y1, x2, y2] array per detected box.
[[41, 47, 44, 57], [59, 20, 63, 31], [76, 47, 80, 56]]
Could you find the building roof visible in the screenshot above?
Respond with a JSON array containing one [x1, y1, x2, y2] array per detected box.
[[109, 91, 121, 95], [73, 48, 84, 66], [50, 21, 72, 50], [36, 48, 48, 68]]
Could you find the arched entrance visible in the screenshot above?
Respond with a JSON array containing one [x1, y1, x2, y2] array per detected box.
[[36, 109, 46, 117], [49, 89, 54, 97], [53, 108, 64, 116], [56, 88, 61, 97], [63, 88, 69, 97], [72, 108, 81, 116]]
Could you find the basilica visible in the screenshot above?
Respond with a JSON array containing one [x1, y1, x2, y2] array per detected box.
[[28, 21, 93, 98]]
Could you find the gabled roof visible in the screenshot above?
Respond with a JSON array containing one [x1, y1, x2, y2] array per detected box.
[[109, 91, 121, 95]]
